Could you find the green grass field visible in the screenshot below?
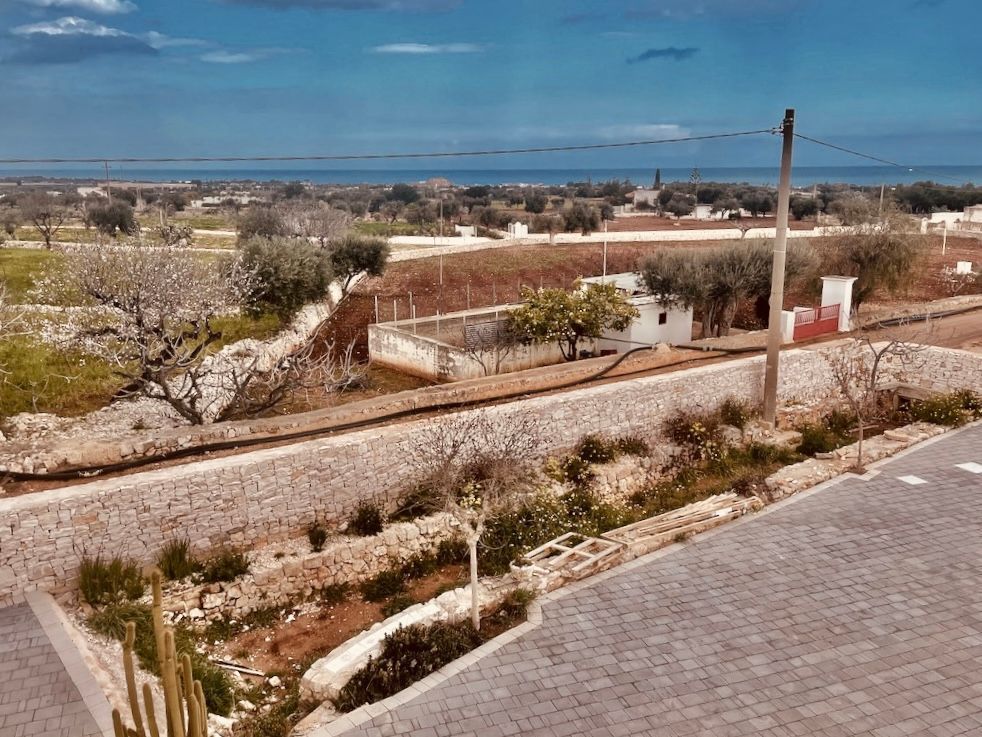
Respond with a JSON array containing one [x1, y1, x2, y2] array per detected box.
[[353, 221, 422, 237], [0, 248, 64, 301], [0, 336, 123, 417]]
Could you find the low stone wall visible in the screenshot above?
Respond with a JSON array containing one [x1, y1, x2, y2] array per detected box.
[[0, 276, 361, 474], [161, 515, 456, 621], [2, 344, 980, 606]]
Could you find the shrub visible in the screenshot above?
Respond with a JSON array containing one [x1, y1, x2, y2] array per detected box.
[[614, 435, 649, 457], [719, 398, 755, 430], [156, 539, 200, 581], [307, 523, 328, 553], [400, 551, 439, 580], [347, 501, 384, 537], [239, 236, 333, 318], [495, 588, 536, 619], [78, 555, 145, 607], [435, 537, 468, 566], [388, 483, 441, 522], [557, 455, 595, 487], [796, 423, 845, 456], [318, 582, 349, 606], [381, 594, 417, 618], [663, 409, 726, 464], [575, 434, 618, 465], [200, 549, 250, 584], [909, 390, 982, 427], [88, 602, 234, 715], [359, 570, 406, 602], [333, 622, 482, 712]]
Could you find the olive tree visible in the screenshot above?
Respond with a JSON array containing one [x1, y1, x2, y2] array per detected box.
[[21, 193, 69, 248], [508, 283, 639, 361], [327, 235, 390, 293], [239, 236, 334, 317], [640, 240, 817, 338], [819, 211, 925, 314], [89, 201, 138, 238]]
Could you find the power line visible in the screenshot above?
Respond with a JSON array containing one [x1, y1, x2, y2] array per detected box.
[[793, 133, 970, 185], [0, 128, 776, 165]]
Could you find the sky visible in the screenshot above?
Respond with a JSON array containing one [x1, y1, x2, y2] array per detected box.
[[1, 0, 980, 171]]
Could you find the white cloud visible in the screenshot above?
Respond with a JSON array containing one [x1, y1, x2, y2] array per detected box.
[[200, 50, 261, 63], [20, 0, 137, 14], [12, 16, 129, 37], [143, 31, 207, 49], [597, 124, 690, 140], [369, 42, 484, 54]]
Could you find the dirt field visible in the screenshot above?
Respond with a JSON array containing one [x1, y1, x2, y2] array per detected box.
[[322, 234, 980, 359], [216, 563, 467, 676], [605, 215, 816, 232]]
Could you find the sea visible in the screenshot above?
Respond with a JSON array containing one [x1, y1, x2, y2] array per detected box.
[[1, 165, 979, 188]]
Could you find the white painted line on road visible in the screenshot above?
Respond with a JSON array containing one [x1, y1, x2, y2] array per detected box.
[[898, 475, 928, 485], [956, 462, 982, 474]]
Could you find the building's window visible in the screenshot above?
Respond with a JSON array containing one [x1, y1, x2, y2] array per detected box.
[[658, 312, 668, 325]]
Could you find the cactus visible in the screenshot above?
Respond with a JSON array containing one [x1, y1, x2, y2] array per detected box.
[[112, 570, 209, 737]]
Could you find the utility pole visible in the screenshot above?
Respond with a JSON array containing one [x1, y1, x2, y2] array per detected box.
[[763, 108, 795, 427], [104, 161, 113, 203], [878, 183, 885, 218]]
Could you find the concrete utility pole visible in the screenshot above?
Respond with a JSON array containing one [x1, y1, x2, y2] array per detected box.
[[104, 161, 113, 203], [763, 108, 796, 427]]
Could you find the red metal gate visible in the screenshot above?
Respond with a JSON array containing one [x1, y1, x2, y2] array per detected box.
[[793, 304, 840, 341]]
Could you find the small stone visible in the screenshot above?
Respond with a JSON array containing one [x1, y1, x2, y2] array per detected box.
[[237, 700, 256, 712], [189, 608, 205, 620], [268, 675, 282, 688]]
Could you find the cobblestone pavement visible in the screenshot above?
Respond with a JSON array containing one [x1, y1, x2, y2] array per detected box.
[[0, 596, 109, 737], [335, 424, 982, 737]]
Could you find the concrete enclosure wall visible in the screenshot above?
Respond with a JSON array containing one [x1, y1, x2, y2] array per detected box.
[[1, 344, 980, 606]]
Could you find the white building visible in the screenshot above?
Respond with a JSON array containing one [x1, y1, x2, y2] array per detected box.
[[579, 273, 694, 348]]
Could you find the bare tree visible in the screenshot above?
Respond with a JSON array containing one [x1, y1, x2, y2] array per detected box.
[[0, 282, 27, 382], [21, 193, 69, 248], [824, 331, 926, 469], [412, 411, 540, 630], [460, 320, 520, 376], [280, 202, 352, 246]]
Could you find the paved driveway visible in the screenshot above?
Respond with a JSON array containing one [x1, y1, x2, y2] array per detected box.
[[333, 424, 982, 737]]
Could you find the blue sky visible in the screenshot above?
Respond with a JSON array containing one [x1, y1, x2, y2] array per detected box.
[[1, 0, 980, 170]]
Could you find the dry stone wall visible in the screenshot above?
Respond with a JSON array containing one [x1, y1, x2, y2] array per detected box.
[[2, 344, 980, 606], [161, 515, 456, 621]]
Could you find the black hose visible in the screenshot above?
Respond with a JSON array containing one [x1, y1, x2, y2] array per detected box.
[[13, 301, 975, 485], [2, 344, 728, 484]]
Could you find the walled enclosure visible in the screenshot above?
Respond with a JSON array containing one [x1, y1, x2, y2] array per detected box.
[[1, 344, 979, 606]]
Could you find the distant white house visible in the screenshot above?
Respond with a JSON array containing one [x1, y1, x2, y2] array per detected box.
[[579, 273, 694, 348], [190, 193, 259, 208]]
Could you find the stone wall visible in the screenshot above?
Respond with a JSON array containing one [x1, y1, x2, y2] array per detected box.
[[161, 515, 456, 621], [2, 344, 980, 606]]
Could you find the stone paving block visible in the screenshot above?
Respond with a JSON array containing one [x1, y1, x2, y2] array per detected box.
[[323, 425, 982, 737]]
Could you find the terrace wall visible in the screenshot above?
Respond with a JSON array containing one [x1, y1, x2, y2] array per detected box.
[[1, 344, 979, 606]]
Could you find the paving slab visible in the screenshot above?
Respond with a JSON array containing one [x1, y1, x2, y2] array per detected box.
[[325, 424, 982, 737], [0, 594, 113, 737]]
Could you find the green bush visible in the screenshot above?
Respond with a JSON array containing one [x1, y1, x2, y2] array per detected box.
[[333, 622, 482, 712], [347, 501, 385, 537], [388, 483, 441, 522], [239, 236, 333, 318], [200, 549, 250, 584], [558, 455, 595, 487], [796, 423, 846, 456], [88, 602, 234, 716], [307, 523, 328, 553], [495, 588, 536, 619], [156, 539, 200, 581], [359, 570, 406, 602], [78, 555, 145, 607], [575, 434, 618, 465], [400, 551, 439, 580], [318, 583, 350, 606], [909, 390, 982, 427], [435, 537, 468, 566], [381, 594, 417, 618], [613, 435, 649, 457], [663, 409, 727, 464], [719, 398, 755, 430]]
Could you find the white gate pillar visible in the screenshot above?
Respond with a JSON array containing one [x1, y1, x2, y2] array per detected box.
[[820, 276, 857, 332]]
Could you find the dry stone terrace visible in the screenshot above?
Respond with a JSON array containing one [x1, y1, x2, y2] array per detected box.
[[320, 423, 982, 737]]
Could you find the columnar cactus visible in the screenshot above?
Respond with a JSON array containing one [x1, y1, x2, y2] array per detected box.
[[112, 570, 209, 737]]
